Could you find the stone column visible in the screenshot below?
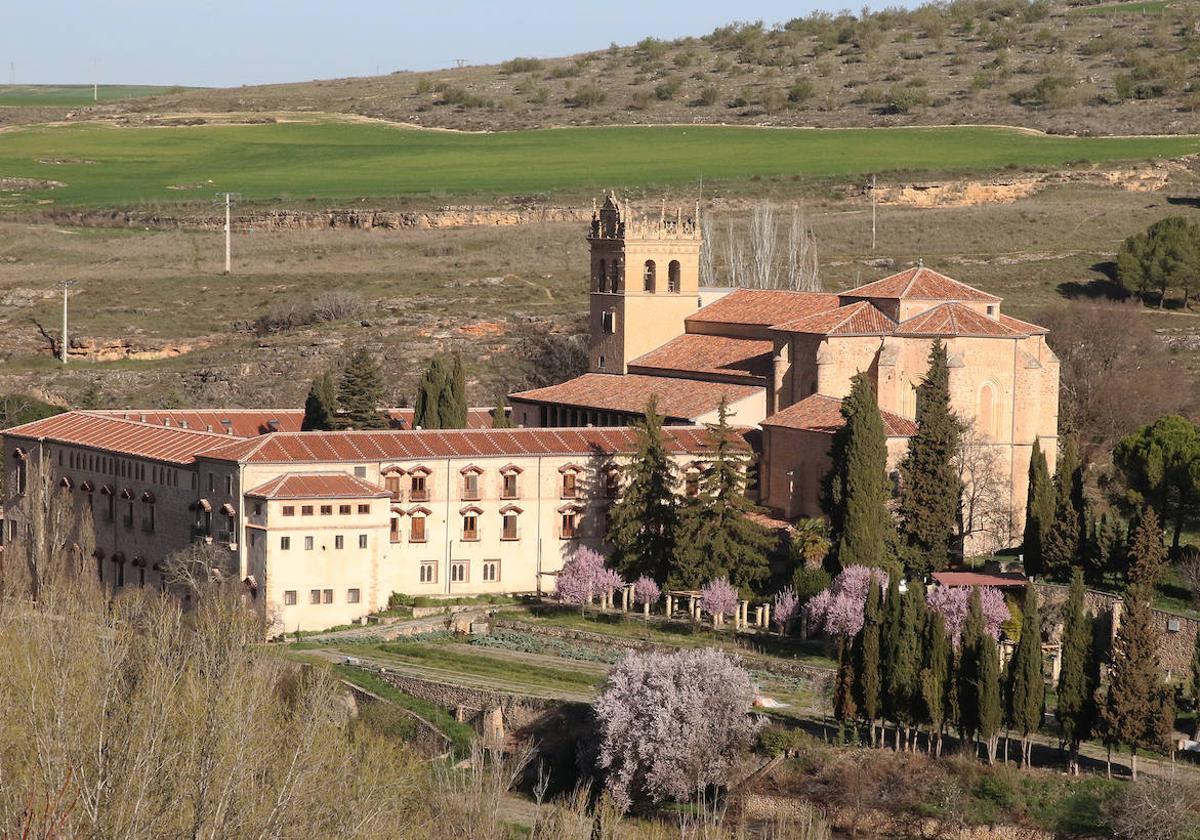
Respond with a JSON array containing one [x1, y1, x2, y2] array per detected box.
[[762, 604, 771, 630]]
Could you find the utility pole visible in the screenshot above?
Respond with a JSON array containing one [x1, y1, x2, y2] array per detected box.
[[214, 192, 240, 273], [60, 279, 78, 364], [870, 174, 877, 251], [92, 56, 100, 102]]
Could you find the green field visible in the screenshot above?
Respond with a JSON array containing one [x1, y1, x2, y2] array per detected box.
[[2, 119, 1199, 209], [0, 84, 186, 107]]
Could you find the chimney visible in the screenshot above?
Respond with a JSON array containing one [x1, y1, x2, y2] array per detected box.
[[205, 424, 213, 432], [266, 419, 280, 432], [180, 420, 189, 429], [163, 418, 173, 427], [220, 419, 233, 435]]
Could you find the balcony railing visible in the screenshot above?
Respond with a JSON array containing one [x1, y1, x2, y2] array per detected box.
[[410, 489, 430, 502]]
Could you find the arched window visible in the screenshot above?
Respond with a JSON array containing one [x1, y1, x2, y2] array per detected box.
[[609, 260, 621, 292], [668, 260, 681, 293], [978, 383, 997, 440], [643, 260, 656, 292], [596, 259, 607, 291]]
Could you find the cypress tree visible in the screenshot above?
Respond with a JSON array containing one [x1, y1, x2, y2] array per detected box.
[[897, 339, 964, 576], [920, 610, 951, 756], [881, 575, 903, 738], [608, 399, 680, 583], [670, 401, 777, 590], [889, 580, 927, 750], [1005, 585, 1045, 767], [491, 395, 513, 428], [958, 587, 986, 747], [1059, 436, 1087, 540], [336, 348, 387, 429], [1058, 567, 1098, 774], [301, 370, 338, 431], [413, 356, 447, 429], [977, 629, 1003, 765], [1042, 493, 1080, 583], [856, 578, 884, 747], [823, 372, 892, 571], [834, 638, 859, 737], [1022, 439, 1055, 578], [438, 353, 468, 429], [1099, 508, 1175, 779], [1192, 627, 1200, 740]]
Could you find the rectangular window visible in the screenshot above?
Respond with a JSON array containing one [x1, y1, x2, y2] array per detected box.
[[358, 503, 370, 514], [225, 475, 233, 495], [502, 473, 518, 499], [410, 474, 428, 501], [322, 589, 333, 604], [309, 589, 321, 605], [390, 517, 400, 543], [348, 588, 361, 604], [358, 534, 368, 549], [284, 590, 297, 606], [385, 475, 402, 500], [410, 516, 426, 543], [685, 472, 699, 498], [462, 514, 478, 541], [339, 504, 352, 515], [605, 470, 620, 499], [561, 472, 577, 499], [354, 466, 367, 478], [320, 505, 333, 516], [254, 502, 262, 516], [301, 505, 314, 516], [482, 560, 500, 582], [602, 310, 615, 334], [282, 505, 295, 517], [335, 535, 344, 550], [463, 472, 479, 500], [561, 511, 577, 539], [304, 536, 314, 551], [450, 561, 468, 583], [281, 536, 291, 550], [419, 562, 436, 584], [502, 513, 518, 540]]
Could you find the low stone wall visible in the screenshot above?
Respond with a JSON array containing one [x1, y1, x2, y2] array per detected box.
[[374, 670, 580, 732], [341, 679, 452, 758], [1035, 582, 1198, 678]]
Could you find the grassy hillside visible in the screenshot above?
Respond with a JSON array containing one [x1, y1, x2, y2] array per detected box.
[[106, 0, 1198, 135], [1, 120, 1198, 210], [0, 85, 187, 107]]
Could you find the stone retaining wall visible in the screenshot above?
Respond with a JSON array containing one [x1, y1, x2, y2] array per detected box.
[[374, 670, 581, 732], [341, 679, 452, 758]]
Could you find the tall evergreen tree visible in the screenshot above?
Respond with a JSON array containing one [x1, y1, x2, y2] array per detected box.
[[438, 353, 468, 429], [491, 395, 513, 428], [1042, 492, 1081, 583], [823, 372, 893, 571], [855, 578, 884, 747], [1099, 508, 1175, 779], [881, 575, 903, 737], [1022, 439, 1055, 578], [301, 370, 338, 431], [920, 610, 951, 756], [1192, 627, 1200, 740], [977, 629, 1003, 765], [608, 399, 680, 584], [413, 356, 448, 429], [957, 587, 986, 746], [834, 638, 858, 737], [336, 349, 386, 429], [1005, 585, 1045, 767], [1058, 436, 1087, 540], [889, 580, 927, 749], [897, 339, 964, 576], [670, 401, 777, 590], [1057, 568, 1098, 775]]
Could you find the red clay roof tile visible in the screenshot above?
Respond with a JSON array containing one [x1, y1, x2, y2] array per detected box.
[[895, 302, 1026, 338], [762, 394, 918, 437], [91, 409, 303, 437], [772, 300, 896, 336], [629, 334, 773, 381], [687, 289, 840, 327], [842, 266, 1000, 302], [4, 411, 240, 465], [509, 373, 761, 420], [246, 472, 390, 499]]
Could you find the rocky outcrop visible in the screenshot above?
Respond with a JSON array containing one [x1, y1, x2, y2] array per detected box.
[[63, 337, 207, 362]]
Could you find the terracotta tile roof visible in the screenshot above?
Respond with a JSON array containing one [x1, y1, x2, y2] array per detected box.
[[762, 394, 918, 437], [629, 334, 774, 381], [3, 411, 239, 465], [202, 425, 743, 464], [998, 313, 1048, 335], [932, 571, 1028, 589], [842, 266, 1000, 302], [509, 373, 762, 421], [772, 301, 896, 336], [92, 409, 303, 437], [895, 302, 1027, 338], [246, 472, 390, 500], [386, 407, 496, 430], [686, 289, 840, 327]]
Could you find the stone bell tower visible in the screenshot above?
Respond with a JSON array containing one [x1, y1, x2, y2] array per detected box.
[[586, 193, 702, 374]]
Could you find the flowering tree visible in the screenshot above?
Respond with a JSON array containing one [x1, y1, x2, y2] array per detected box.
[[594, 649, 762, 812], [926, 585, 1010, 646], [700, 577, 738, 626], [557, 547, 614, 611], [632, 575, 661, 617], [772, 587, 799, 634], [595, 567, 625, 607], [803, 565, 890, 639]]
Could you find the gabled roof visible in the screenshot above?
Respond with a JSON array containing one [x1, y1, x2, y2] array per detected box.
[[998, 313, 1048, 335], [387, 407, 496, 430], [842, 266, 1000, 303], [686, 289, 840, 327], [246, 472, 390, 500], [3, 411, 242, 465], [629, 334, 773, 381], [91, 409, 303, 437], [201, 425, 743, 465], [772, 300, 896, 336], [762, 394, 918, 437], [509, 373, 761, 421], [895, 302, 1026, 338]]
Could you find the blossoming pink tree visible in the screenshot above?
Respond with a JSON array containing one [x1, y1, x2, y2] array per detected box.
[[632, 575, 661, 617], [700, 577, 738, 627], [803, 565, 890, 639], [594, 648, 763, 812], [925, 585, 1010, 645], [772, 587, 798, 634], [557, 547, 623, 612]]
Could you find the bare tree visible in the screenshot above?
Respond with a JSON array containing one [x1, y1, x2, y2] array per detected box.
[[749, 202, 777, 289], [956, 420, 1015, 556], [699, 213, 716, 287], [5, 452, 75, 600], [723, 218, 747, 288], [785, 205, 821, 293]]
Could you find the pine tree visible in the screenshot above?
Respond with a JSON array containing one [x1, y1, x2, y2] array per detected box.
[[301, 370, 338, 431], [977, 629, 1003, 765], [1099, 508, 1175, 779], [438, 353, 468, 429], [897, 339, 964, 576], [823, 372, 893, 571], [1022, 439, 1055, 578], [1058, 568, 1098, 774], [957, 587, 986, 746], [1005, 585, 1045, 767], [608, 399, 680, 583], [413, 356, 448, 430], [491, 395, 513, 428], [920, 610, 951, 756], [670, 401, 777, 590], [336, 349, 386, 429], [855, 577, 884, 747]]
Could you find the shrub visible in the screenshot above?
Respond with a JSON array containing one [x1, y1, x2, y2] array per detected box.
[[884, 85, 929, 114], [414, 76, 433, 95], [630, 89, 653, 110], [252, 290, 366, 334], [758, 724, 813, 756], [787, 79, 814, 104], [697, 85, 719, 106], [565, 85, 606, 108], [1010, 75, 1076, 109], [636, 37, 669, 59], [500, 57, 543, 74], [792, 566, 832, 606], [654, 76, 682, 100]]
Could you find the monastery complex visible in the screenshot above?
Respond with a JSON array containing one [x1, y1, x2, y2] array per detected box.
[[2, 196, 1059, 632]]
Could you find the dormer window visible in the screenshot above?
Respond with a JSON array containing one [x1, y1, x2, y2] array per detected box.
[[987, 304, 997, 317]]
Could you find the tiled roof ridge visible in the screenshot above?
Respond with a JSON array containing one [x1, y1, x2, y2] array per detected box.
[[896, 301, 1026, 337], [10, 410, 244, 443], [94, 408, 301, 415], [772, 300, 896, 335], [844, 266, 1001, 302], [246, 471, 390, 499]]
